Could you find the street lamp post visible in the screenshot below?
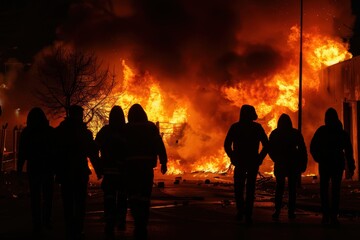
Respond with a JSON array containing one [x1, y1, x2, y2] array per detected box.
[[298, 0, 303, 133], [297, 0, 304, 188]]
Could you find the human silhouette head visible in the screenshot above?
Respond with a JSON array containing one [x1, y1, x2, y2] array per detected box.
[[239, 105, 258, 122], [128, 104, 148, 123], [27, 107, 48, 128], [324, 107, 339, 127], [68, 105, 84, 123], [277, 113, 292, 130], [109, 105, 125, 127]]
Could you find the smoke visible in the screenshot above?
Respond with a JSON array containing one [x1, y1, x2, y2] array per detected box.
[[56, 0, 353, 84]]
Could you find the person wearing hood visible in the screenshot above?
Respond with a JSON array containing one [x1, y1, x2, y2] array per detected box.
[[224, 104, 269, 224], [95, 106, 127, 238], [268, 113, 307, 220], [17, 107, 55, 236], [125, 103, 167, 239], [55, 105, 101, 240], [310, 107, 355, 226]]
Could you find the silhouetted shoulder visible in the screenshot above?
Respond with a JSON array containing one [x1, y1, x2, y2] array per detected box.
[[97, 124, 110, 133], [127, 120, 159, 132], [253, 121, 265, 130]]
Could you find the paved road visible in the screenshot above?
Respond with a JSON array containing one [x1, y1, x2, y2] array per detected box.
[[1, 176, 360, 240]]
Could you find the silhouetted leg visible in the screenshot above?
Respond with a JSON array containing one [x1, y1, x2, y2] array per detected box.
[[288, 174, 297, 218], [319, 168, 330, 224], [131, 198, 150, 240], [127, 169, 139, 231], [116, 190, 128, 230], [274, 174, 285, 214], [29, 175, 42, 233], [330, 169, 343, 224], [61, 183, 75, 239], [104, 186, 116, 235], [136, 170, 153, 239], [128, 167, 153, 239], [233, 167, 246, 220], [245, 168, 258, 222], [74, 177, 88, 239], [42, 174, 54, 228]]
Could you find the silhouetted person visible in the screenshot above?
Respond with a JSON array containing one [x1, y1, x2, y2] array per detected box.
[[17, 107, 55, 236], [224, 104, 268, 224], [55, 105, 101, 240], [125, 104, 167, 239], [95, 106, 127, 239], [310, 108, 355, 225], [268, 114, 307, 220]]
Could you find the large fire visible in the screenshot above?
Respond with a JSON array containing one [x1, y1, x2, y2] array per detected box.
[[88, 25, 351, 177]]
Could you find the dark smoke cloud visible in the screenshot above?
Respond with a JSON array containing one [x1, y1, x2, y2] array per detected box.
[[55, 0, 352, 87], [57, 0, 238, 80], [215, 44, 286, 84]]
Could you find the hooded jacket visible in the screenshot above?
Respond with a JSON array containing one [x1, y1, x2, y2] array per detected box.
[[224, 105, 268, 168], [125, 104, 167, 168], [268, 114, 308, 176], [18, 107, 55, 175], [310, 108, 355, 171], [95, 106, 127, 175], [55, 106, 100, 183]]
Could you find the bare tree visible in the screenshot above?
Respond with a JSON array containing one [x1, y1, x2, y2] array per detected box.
[[36, 46, 115, 121]]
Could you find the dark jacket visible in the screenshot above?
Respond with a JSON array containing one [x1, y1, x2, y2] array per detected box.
[[310, 108, 355, 172], [125, 104, 167, 168], [55, 117, 99, 183], [95, 106, 127, 176], [18, 108, 55, 175], [268, 114, 307, 176], [224, 105, 268, 169]]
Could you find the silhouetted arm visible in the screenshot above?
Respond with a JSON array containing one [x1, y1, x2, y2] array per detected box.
[[157, 138, 167, 165], [268, 131, 279, 163], [94, 127, 105, 173], [298, 132, 308, 173], [86, 130, 102, 179], [224, 125, 235, 158], [310, 128, 321, 163], [154, 125, 167, 174], [258, 126, 269, 165], [94, 127, 104, 149]]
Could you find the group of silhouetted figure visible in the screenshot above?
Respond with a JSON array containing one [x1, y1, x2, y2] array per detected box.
[[17, 104, 167, 240], [17, 103, 356, 240], [224, 104, 355, 226]]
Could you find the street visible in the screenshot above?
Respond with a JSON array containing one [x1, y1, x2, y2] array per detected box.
[[1, 173, 360, 240]]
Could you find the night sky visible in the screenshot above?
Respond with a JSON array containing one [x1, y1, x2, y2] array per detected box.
[[0, 0, 71, 69]]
